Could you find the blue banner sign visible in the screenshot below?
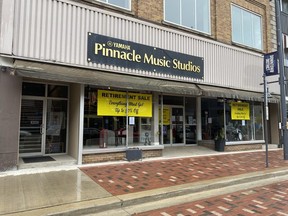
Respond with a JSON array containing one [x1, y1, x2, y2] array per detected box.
[[87, 33, 204, 80], [264, 52, 278, 76]]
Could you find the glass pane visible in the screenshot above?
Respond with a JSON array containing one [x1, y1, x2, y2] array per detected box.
[[163, 95, 183, 105], [226, 102, 254, 142], [185, 97, 196, 144], [282, 0, 288, 13], [162, 125, 171, 144], [22, 82, 45, 96], [45, 100, 67, 154], [243, 11, 253, 47], [165, 0, 180, 24], [182, 0, 195, 29], [196, 0, 210, 33], [19, 100, 43, 154], [139, 117, 152, 146], [232, 6, 243, 44], [254, 104, 264, 140], [172, 108, 183, 144], [253, 15, 262, 49], [48, 85, 68, 98], [201, 99, 224, 140], [108, 0, 130, 9]]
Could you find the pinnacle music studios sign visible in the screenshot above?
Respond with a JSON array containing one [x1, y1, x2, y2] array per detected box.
[[87, 33, 204, 80]]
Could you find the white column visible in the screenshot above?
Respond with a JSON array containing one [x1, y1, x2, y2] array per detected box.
[[196, 96, 202, 141], [152, 93, 160, 145]]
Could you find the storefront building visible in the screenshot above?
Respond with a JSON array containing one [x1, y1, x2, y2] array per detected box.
[[0, 0, 281, 171]]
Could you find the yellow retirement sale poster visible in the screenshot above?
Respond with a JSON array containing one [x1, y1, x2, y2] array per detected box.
[[97, 90, 152, 117]]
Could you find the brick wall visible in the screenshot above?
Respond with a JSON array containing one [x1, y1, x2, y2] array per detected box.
[[199, 139, 263, 152], [135, 0, 273, 52], [82, 149, 162, 164], [225, 144, 262, 151]]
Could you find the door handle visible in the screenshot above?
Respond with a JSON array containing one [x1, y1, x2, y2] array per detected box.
[[40, 124, 44, 134]]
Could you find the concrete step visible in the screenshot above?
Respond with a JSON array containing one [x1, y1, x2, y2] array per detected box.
[[10, 167, 288, 216]]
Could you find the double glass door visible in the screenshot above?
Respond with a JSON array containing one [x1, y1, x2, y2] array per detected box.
[[19, 82, 68, 156], [161, 107, 184, 145]]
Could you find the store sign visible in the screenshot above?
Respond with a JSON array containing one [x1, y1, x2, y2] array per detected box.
[[264, 52, 278, 76], [87, 33, 204, 80], [159, 107, 170, 125], [97, 90, 152, 117], [231, 102, 250, 120]]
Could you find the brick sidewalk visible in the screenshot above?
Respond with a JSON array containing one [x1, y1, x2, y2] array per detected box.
[[134, 179, 288, 215], [81, 150, 288, 196]]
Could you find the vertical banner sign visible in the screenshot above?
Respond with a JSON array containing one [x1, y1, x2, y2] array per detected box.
[[97, 90, 152, 117], [264, 52, 278, 76], [231, 102, 250, 120]]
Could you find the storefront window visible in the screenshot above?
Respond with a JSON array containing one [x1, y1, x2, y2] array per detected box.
[[185, 97, 196, 144], [201, 99, 224, 140], [225, 101, 263, 142], [83, 86, 153, 149]]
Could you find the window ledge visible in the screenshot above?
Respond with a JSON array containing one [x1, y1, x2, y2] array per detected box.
[[82, 145, 164, 154], [226, 140, 264, 145], [231, 42, 264, 54], [162, 20, 212, 39], [81, 0, 134, 16]]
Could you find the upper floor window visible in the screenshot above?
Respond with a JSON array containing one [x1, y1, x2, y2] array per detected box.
[[97, 0, 131, 10], [232, 5, 262, 50], [164, 0, 210, 34], [282, 0, 288, 14]]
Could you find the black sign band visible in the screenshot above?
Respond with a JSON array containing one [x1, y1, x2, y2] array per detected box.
[[87, 33, 204, 80]]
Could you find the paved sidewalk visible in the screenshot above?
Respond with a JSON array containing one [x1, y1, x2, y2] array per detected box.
[[1, 149, 288, 216], [80, 150, 288, 196]]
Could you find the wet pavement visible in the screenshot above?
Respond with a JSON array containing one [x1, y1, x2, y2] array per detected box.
[[1, 148, 288, 216], [0, 168, 111, 215], [134, 179, 288, 215]]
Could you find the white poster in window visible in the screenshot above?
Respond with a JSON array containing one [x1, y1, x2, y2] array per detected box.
[[129, 117, 135, 125], [242, 120, 245, 126], [208, 117, 212, 124]]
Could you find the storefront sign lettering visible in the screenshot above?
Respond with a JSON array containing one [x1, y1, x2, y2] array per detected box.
[[87, 33, 204, 80], [97, 90, 152, 117], [231, 102, 250, 120]]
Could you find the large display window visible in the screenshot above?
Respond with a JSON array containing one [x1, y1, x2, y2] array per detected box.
[[83, 86, 153, 149], [225, 101, 264, 142], [201, 99, 264, 143]]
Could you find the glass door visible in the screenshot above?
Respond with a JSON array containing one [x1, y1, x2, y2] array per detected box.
[[45, 99, 67, 154], [19, 99, 44, 155], [160, 106, 184, 145], [171, 107, 184, 144]]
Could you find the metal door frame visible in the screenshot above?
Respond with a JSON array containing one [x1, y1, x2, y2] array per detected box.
[[19, 96, 47, 157], [162, 105, 185, 146]]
